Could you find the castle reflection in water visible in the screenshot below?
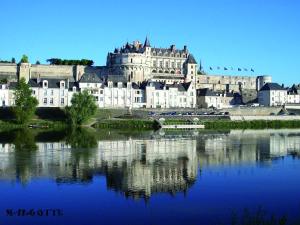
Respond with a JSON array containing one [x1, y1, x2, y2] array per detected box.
[[0, 129, 300, 200]]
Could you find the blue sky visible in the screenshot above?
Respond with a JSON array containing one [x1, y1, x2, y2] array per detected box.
[[0, 0, 299, 85]]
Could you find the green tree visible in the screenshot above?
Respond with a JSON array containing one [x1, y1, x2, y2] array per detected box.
[[13, 78, 38, 124], [20, 54, 29, 63], [66, 90, 97, 126], [36, 60, 41, 64]]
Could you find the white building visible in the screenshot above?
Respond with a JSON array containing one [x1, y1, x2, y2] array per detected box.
[[144, 81, 196, 108], [196, 88, 240, 109], [29, 78, 70, 107], [79, 74, 145, 108], [0, 83, 10, 107], [287, 84, 300, 104], [258, 83, 287, 106]]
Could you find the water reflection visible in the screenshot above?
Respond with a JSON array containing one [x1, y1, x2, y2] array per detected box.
[[0, 129, 300, 199]]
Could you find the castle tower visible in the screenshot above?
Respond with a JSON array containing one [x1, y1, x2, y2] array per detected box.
[[185, 54, 197, 83]]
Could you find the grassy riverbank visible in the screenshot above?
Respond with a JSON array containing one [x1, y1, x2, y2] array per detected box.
[[94, 119, 159, 130], [204, 120, 300, 129]]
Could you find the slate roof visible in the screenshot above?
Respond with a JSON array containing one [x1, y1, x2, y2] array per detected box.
[[69, 82, 79, 91], [260, 83, 286, 91], [151, 47, 187, 56], [107, 75, 127, 83], [28, 78, 69, 89], [167, 82, 192, 92], [186, 54, 197, 64], [288, 84, 300, 95], [131, 82, 140, 89], [79, 73, 102, 83], [144, 37, 151, 47]]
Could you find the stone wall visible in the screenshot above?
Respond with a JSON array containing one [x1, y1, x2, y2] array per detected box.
[[230, 115, 300, 121], [224, 106, 281, 116], [196, 74, 257, 91], [0, 63, 18, 81], [0, 63, 106, 82]]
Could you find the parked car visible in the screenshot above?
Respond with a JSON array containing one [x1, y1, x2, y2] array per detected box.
[[289, 112, 296, 115], [224, 112, 230, 115], [148, 112, 156, 116]]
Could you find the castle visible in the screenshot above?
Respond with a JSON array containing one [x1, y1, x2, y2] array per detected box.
[[0, 37, 273, 108]]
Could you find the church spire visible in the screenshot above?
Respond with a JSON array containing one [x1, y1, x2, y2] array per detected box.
[[144, 36, 150, 47]]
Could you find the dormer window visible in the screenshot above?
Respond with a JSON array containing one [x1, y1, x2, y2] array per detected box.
[[43, 80, 48, 88], [60, 81, 65, 88], [73, 86, 76, 92]]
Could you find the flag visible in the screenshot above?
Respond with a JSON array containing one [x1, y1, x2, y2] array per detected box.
[[251, 68, 254, 72], [238, 68, 242, 71], [224, 67, 228, 70], [209, 67, 213, 70]]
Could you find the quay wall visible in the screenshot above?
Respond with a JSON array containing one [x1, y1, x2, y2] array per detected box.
[[230, 115, 300, 121]]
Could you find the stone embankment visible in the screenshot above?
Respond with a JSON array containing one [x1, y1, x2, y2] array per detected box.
[[231, 115, 300, 121]]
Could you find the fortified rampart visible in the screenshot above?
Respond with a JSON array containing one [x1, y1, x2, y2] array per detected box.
[[0, 63, 107, 82], [196, 74, 272, 92]]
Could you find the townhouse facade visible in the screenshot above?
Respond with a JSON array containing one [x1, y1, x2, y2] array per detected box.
[[258, 83, 287, 106]]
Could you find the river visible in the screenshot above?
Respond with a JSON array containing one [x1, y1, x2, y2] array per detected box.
[[0, 128, 300, 225]]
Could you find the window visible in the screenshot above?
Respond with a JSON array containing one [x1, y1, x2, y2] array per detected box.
[[32, 90, 35, 95], [50, 98, 53, 104], [130, 58, 133, 63], [61, 82, 65, 88], [177, 62, 181, 68], [44, 90, 47, 96], [159, 61, 163, 67], [136, 90, 140, 94], [100, 90, 103, 94], [153, 61, 156, 67], [43, 81, 48, 88], [95, 96, 99, 101], [51, 90, 54, 95], [171, 62, 175, 68], [61, 98, 64, 105], [43, 98, 47, 104], [100, 97, 103, 101], [166, 62, 169, 68]]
